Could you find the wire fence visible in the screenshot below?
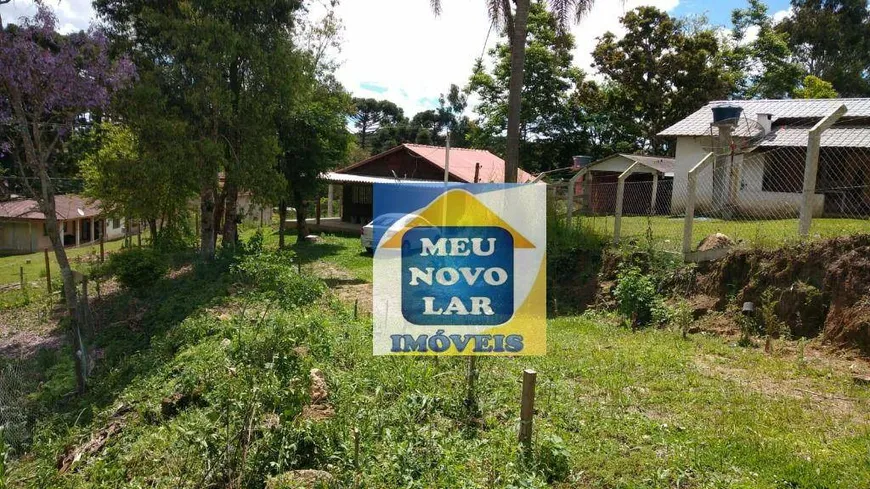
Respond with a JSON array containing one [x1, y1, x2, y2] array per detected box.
[[550, 113, 870, 258]]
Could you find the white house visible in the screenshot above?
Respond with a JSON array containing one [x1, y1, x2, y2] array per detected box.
[[659, 98, 870, 218]]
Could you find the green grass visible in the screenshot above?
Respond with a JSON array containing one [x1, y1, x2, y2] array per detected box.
[[3, 231, 869, 488], [0, 237, 132, 287], [574, 215, 870, 250], [241, 226, 372, 282]]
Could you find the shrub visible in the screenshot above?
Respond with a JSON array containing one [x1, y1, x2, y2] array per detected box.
[[232, 249, 324, 309], [670, 300, 694, 338], [106, 247, 168, 290], [613, 266, 666, 327], [760, 288, 788, 339], [536, 433, 571, 483]]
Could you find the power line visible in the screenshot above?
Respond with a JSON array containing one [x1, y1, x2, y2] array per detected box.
[[480, 19, 495, 60], [0, 175, 84, 182]]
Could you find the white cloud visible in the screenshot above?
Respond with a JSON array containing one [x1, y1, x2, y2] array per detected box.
[[331, 0, 494, 117], [741, 24, 760, 44], [772, 7, 793, 23], [1, 0, 686, 117], [1, 0, 95, 33], [335, 0, 681, 114]]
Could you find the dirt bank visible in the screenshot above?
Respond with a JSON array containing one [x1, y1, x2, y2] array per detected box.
[[613, 235, 868, 355]]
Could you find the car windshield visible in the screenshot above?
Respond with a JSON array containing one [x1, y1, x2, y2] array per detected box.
[[372, 213, 420, 228]]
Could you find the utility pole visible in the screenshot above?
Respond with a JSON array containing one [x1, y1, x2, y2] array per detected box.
[[443, 130, 451, 183]]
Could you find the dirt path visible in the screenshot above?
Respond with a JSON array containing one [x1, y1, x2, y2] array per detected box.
[[307, 261, 373, 314], [693, 353, 870, 424], [0, 305, 65, 359]]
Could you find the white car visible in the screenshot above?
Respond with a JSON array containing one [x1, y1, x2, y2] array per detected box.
[[361, 213, 433, 254], [361, 221, 375, 253]]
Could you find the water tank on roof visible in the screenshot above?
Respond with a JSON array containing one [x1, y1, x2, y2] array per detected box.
[[711, 104, 743, 125], [572, 155, 592, 168]]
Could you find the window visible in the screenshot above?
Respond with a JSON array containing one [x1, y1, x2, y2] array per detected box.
[[762, 154, 803, 193], [113, 218, 121, 229], [352, 185, 372, 204]]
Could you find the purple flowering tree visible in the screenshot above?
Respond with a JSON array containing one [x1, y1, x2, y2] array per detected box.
[[0, 4, 134, 392]]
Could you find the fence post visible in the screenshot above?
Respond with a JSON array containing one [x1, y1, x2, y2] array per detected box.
[[327, 184, 334, 218], [565, 179, 574, 223], [19, 266, 25, 290], [316, 197, 322, 227], [518, 369, 537, 452], [650, 172, 659, 215], [582, 171, 593, 213], [465, 356, 478, 411], [565, 168, 586, 224], [547, 185, 556, 216], [799, 104, 847, 236], [613, 163, 639, 245], [44, 248, 51, 293], [683, 153, 715, 258]]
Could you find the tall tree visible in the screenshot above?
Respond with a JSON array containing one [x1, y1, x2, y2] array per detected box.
[[779, 0, 870, 97], [570, 81, 641, 159], [793, 74, 839, 98], [276, 3, 351, 245], [592, 7, 737, 154], [0, 5, 134, 392], [95, 0, 301, 257], [277, 74, 351, 242], [731, 0, 805, 99], [79, 122, 196, 247], [368, 115, 425, 154], [366, 85, 471, 156], [437, 84, 471, 147], [350, 98, 403, 149], [432, 0, 595, 182], [467, 1, 592, 172]]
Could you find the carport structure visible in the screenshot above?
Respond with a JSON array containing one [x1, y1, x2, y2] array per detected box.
[[565, 154, 675, 222]]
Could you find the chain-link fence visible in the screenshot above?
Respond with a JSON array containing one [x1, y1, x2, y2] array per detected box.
[[550, 110, 870, 258], [0, 361, 29, 453]]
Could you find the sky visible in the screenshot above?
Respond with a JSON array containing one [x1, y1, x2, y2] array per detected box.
[[1, 0, 793, 117]]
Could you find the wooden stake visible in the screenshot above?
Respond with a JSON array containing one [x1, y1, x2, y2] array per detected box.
[[19, 266, 25, 290], [519, 369, 537, 451], [465, 356, 478, 409], [99, 229, 105, 262], [44, 248, 51, 293], [353, 427, 360, 470], [353, 299, 358, 320]]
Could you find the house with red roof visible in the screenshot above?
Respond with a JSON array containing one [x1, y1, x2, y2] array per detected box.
[[322, 144, 535, 224]]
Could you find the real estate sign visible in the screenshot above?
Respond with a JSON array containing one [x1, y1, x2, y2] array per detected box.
[[372, 183, 546, 355]]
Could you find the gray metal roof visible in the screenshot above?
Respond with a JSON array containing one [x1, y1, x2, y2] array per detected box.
[[659, 98, 870, 137], [759, 127, 870, 148], [620, 154, 675, 174], [584, 154, 675, 177]]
